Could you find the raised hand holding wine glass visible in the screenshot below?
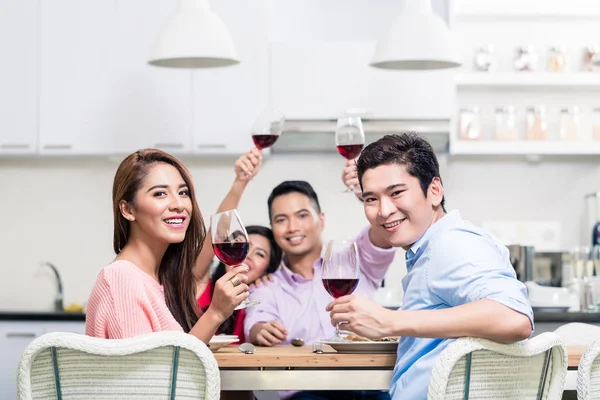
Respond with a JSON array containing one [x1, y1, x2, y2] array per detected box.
[[335, 116, 365, 193], [251, 107, 285, 150], [322, 239, 360, 341], [210, 209, 258, 310]]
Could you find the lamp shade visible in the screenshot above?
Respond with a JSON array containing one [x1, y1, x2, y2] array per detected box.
[[370, 0, 460, 70], [148, 0, 239, 68]]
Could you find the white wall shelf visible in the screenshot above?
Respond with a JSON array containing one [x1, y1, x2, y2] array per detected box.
[[456, 73, 600, 88], [451, 140, 600, 156]]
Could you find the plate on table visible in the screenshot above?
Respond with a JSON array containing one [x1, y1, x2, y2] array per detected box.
[[318, 334, 399, 354], [208, 335, 238, 352]]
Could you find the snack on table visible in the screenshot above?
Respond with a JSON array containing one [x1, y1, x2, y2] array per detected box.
[[345, 333, 399, 342]]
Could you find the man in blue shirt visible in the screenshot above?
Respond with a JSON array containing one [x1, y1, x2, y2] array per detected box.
[[327, 133, 534, 400]]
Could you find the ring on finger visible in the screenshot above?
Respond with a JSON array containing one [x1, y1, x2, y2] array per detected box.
[[230, 275, 241, 287]]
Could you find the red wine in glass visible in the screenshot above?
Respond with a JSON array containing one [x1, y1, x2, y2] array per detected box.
[[252, 134, 279, 150], [336, 144, 364, 160], [322, 278, 359, 298], [213, 242, 249, 266]]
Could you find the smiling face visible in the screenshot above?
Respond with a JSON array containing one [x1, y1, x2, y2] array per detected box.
[[224, 233, 272, 283], [361, 163, 444, 250], [270, 192, 324, 258], [120, 162, 193, 246]]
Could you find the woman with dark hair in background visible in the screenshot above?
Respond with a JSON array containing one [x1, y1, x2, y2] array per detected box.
[[193, 147, 282, 343]]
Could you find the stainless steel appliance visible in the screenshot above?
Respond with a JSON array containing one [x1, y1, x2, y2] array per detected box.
[[508, 245, 563, 287]]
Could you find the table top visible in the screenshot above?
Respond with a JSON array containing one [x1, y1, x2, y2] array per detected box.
[[213, 344, 586, 369]]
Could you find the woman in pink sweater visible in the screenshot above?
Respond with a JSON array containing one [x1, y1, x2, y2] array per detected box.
[[86, 149, 250, 343]]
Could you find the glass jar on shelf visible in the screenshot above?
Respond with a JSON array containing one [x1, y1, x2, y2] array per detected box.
[[525, 106, 548, 141], [514, 45, 538, 71], [495, 106, 518, 140], [583, 45, 600, 72], [547, 45, 567, 72], [593, 108, 600, 140], [458, 107, 481, 141], [473, 45, 495, 72], [559, 107, 580, 141]]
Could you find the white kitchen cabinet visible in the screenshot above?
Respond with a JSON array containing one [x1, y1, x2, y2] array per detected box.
[[39, 0, 193, 155], [0, 320, 85, 399], [0, 1, 38, 155], [192, 0, 269, 155], [270, 41, 456, 120], [0, 322, 44, 400]]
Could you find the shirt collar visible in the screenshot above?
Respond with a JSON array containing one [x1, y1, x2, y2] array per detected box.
[[279, 256, 323, 284], [405, 210, 462, 268]]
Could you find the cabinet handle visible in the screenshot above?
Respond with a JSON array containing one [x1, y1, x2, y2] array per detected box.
[[6, 332, 36, 338], [197, 143, 227, 149], [0, 143, 30, 149], [155, 143, 184, 149], [43, 144, 72, 150]]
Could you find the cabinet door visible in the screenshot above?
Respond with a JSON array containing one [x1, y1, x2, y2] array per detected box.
[[192, 0, 269, 155], [0, 1, 38, 155], [41, 321, 86, 334], [0, 323, 42, 400], [270, 41, 455, 120], [40, 0, 193, 155]]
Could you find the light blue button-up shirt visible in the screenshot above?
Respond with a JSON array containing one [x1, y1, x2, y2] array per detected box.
[[389, 210, 534, 400]]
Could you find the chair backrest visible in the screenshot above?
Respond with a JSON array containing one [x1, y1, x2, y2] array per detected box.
[[577, 337, 600, 399], [427, 332, 567, 400], [554, 323, 600, 346], [17, 331, 220, 400]]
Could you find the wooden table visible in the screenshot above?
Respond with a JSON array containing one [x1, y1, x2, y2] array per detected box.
[[214, 345, 587, 392]]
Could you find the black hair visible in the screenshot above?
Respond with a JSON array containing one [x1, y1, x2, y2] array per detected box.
[[208, 225, 282, 335], [267, 180, 321, 220], [356, 133, 446, 211]]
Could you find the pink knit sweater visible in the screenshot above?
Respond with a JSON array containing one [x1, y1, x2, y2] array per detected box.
[[86, 260, 183, 339]]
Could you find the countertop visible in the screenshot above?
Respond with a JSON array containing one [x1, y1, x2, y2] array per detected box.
[[533, 310, 600, 323], [0, 311, 86, 322]]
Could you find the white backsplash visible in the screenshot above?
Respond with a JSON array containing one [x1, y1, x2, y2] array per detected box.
[[1, 153, 599, 311]]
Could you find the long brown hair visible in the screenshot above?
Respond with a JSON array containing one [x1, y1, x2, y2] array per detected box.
[[112, 149, 204, 332]]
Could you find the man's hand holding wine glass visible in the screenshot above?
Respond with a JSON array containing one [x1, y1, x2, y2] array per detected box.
[[326, 294, 394, 340]]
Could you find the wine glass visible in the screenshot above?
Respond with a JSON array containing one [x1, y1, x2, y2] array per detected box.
[[335, 116, 365, 193], [251, 107, 285, 150], [210, 209, 259, 310], [322, 240, 360, 341]]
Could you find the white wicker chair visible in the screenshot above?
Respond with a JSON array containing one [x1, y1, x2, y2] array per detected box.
[[16, 331, 220, 400], [427, 332, 567, 400], [577, 337, 600, 400], [555, 323, 600, 346]]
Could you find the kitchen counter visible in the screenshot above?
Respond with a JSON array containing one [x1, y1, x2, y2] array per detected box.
[[0, 311, 85, 322], [534, 310, 600, 323]]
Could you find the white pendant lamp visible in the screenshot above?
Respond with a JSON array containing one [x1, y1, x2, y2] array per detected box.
[[148, 0, 239, 68], [370, 0, 460, 70]]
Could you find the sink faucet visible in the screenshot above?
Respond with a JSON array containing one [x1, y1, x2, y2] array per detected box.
[[40, 262, 64, 312]]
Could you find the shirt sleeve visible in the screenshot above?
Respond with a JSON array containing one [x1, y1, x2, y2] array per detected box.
[[103, 269, 155, 339], [426, 229, 534, 330], [243, 284, 282, 340], [356, 225, 397, 288]]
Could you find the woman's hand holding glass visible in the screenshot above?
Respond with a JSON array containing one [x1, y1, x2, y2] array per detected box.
[[207, 265, 250, 321], [235, 147, 262, 182]]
